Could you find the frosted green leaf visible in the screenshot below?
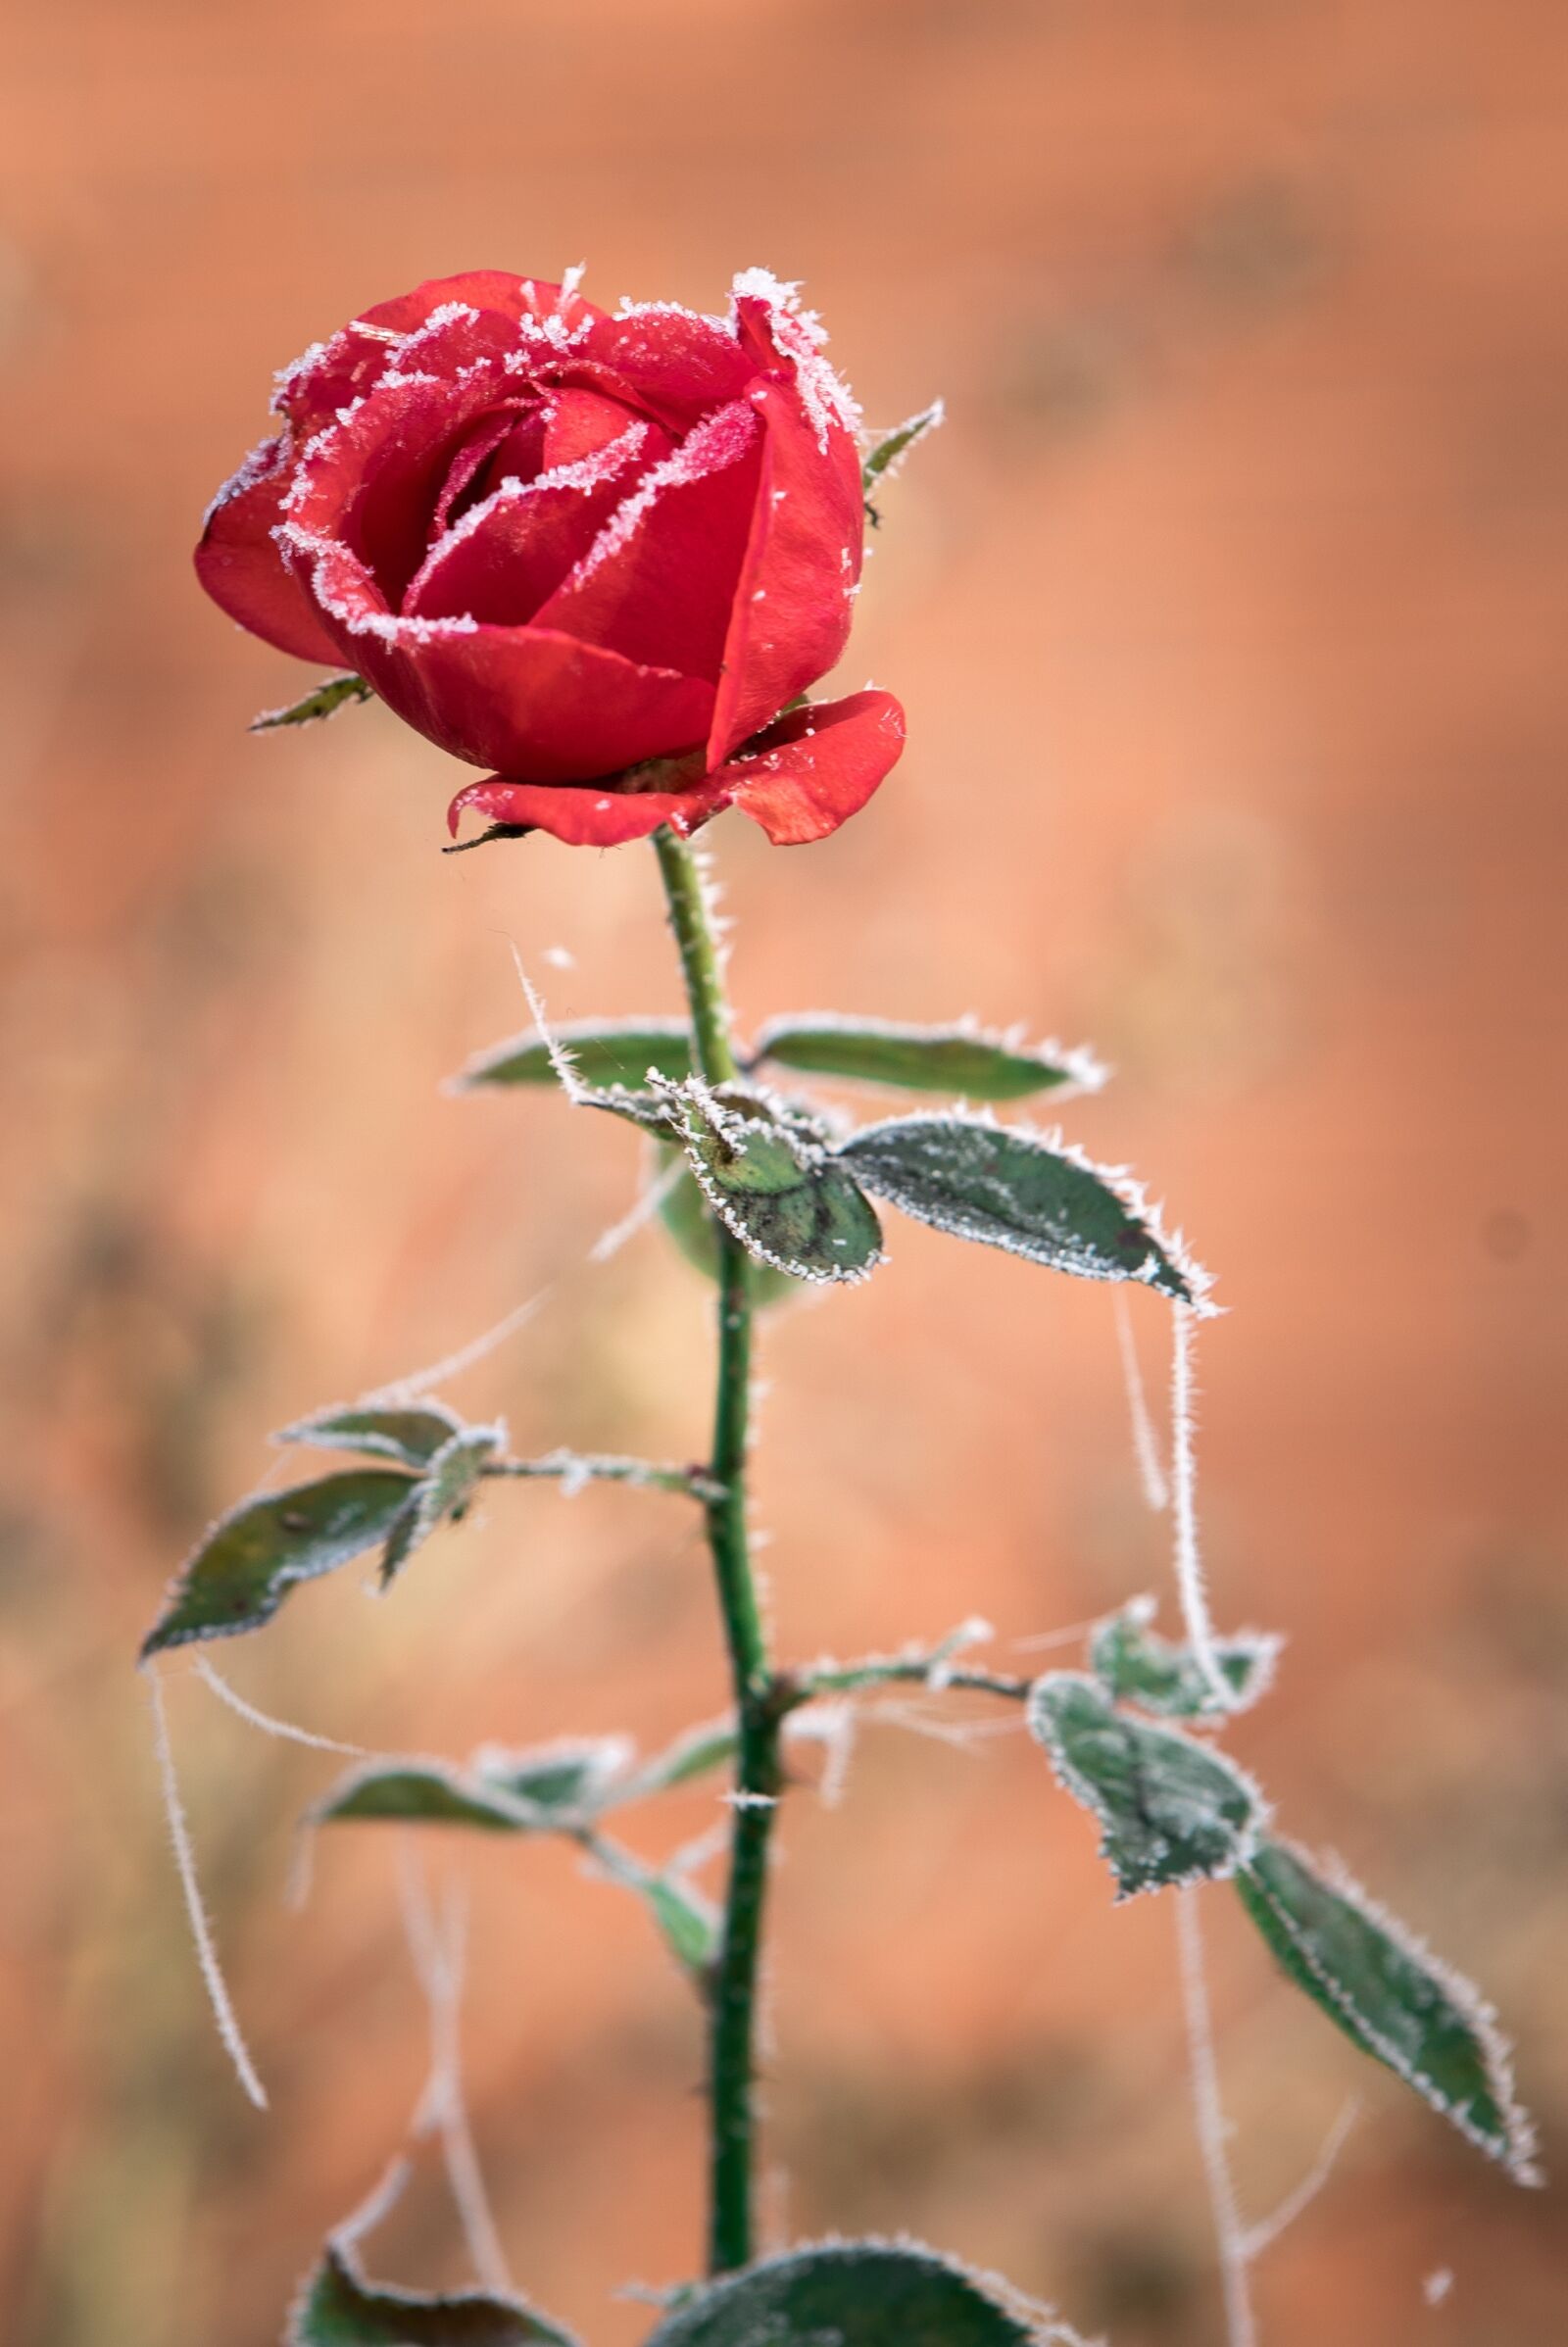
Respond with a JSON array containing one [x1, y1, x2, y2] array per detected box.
[[578, 1087, 683, 1136], [861, 400, 945, 520], [836, 1114, 1198, 1301], [1090, 1602, 1280, 1720], [291, 2239, 576, 2346], [276, 1402, 465, 1471], [452, 1018, 695, 1093], [752, 1014, 1100, 1101], [380, 1425, 503, 1588], [646, 2241, 1043, 2347], [654, 1145, 802, 1306], [317, 1737, 631, 1834], [585, 1833, 718, 1971], [669, 1086, 883, 1285], [1236, 1839, 1540, 2183], [318, 1761, 541, 1834], [141, 1471, 417, 1656], [1027, 1673, 1264, 1898], [252, 672, 373, 730], [487, 1737, 632, 1812], [625, 1715, 739, 1798]]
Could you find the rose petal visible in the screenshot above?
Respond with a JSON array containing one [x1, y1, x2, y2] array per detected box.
[[406, 416, 665, 627], [275, 274, 609, 437], [429, 408, 541, 543], [532, 400, 761, 678], [717, 690, 905, 845], [541, 387, 649, 469], [195, 433, 345, 665], [705, 376, 865, 764], [362, 270, 608, 337], [280, 526, 713, 781], [577, 304, 755, 432], [448, 773, 730, 848], [284, 365, 536, 611]]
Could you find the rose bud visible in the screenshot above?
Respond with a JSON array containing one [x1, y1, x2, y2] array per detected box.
[[196, 268, 906, 848]]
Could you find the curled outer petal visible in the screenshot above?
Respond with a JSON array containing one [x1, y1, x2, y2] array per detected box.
[[445, 689, 904, 851], [718, 690, 906, 844], [195, 435, 345, 665]]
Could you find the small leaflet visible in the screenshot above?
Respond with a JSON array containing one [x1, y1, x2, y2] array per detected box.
[[380, 1426, 504, 1588], [860, 400, 945, 521], [1027, 1673, 1265, 1899], [141, 1471, 418, 1655], [750, 1012, 1103, 1101], [290, 2237, 577, 2346], [583, 1832, 719, 1973], [835, 1112, 1201, 1303], [251, 672, 373, 730], [452, 1018, 696, 1094], [275, 1400, 466, 1471], [645, 2240, 1057, 2347], [664, 1081, 884, 1286], [1235, 1840, 1541, 2184], [652, 1142, 804, 1306], [1090, 1599, 1281, 1721], [622, 1715, 739, 1798], [316, 1736, 632, 1835]]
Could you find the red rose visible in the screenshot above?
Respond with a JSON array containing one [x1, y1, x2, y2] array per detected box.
[[196, 268, 905, 848]]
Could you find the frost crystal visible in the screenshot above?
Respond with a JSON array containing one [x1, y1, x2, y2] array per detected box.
[[563, 400, 759, 593], [201, 432, 282, 529], [730, 266, 860, 448]]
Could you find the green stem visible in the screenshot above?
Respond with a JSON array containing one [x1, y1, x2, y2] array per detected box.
[[653, 825, 739, 1088], [483, 1452, 721, 1501], [653, 824, 778, 2275]]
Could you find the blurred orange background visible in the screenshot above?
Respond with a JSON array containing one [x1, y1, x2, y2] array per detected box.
[[2, 2, 1565, 2341]]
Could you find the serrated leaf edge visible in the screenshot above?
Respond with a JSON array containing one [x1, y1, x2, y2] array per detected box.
[[272, 1395, 466, 1466], [139, 1468, 420, 1659], [750, 1009, 1108, 1099], [836, 1105, 1214, 1310], [446, 1015, 696, 1095], [1089, 1596, 1286, 1721], [311, 1747, 604, 1835], [252, 671, 372, 731], [1027, 1671, 1269, 1899], [1240, 1836, 1542, 2185], [662, 1076, 885, 1288], [285, 2174, 580, 2347], [644, 2230, 1090, 2347], [379, 1422, 505, 1587]]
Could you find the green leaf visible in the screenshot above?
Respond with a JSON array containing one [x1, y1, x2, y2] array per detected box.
[[1027, 1673, 1264, 1898], [577, 1087, 683, 1136], [668, 1085, 883, 1285], [292, 2238, 576, 2346], [452, 1018, 695, 1093], [276, 1402, 466, 1471], [861, 401, 945, 520], [625, 1715, 739, 1797], [1090, 1601, 1280, 1720], [585, 1833, 719, 1971], [252, 672, 373, 731], [318, 1761, 543, 1834], [1236, 1839, 1540, 2183], [141, 1471, 417, 1656], [316, 1737, 633, 1834], [752, 1014, 1100, 1101], [487, 1736, 634, 1813], [654, 1146, 803, 1307], [645, 2242, 1042, 2347], [380, 1425, 503, 1588], [835, 1114, 1200, 1301]]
